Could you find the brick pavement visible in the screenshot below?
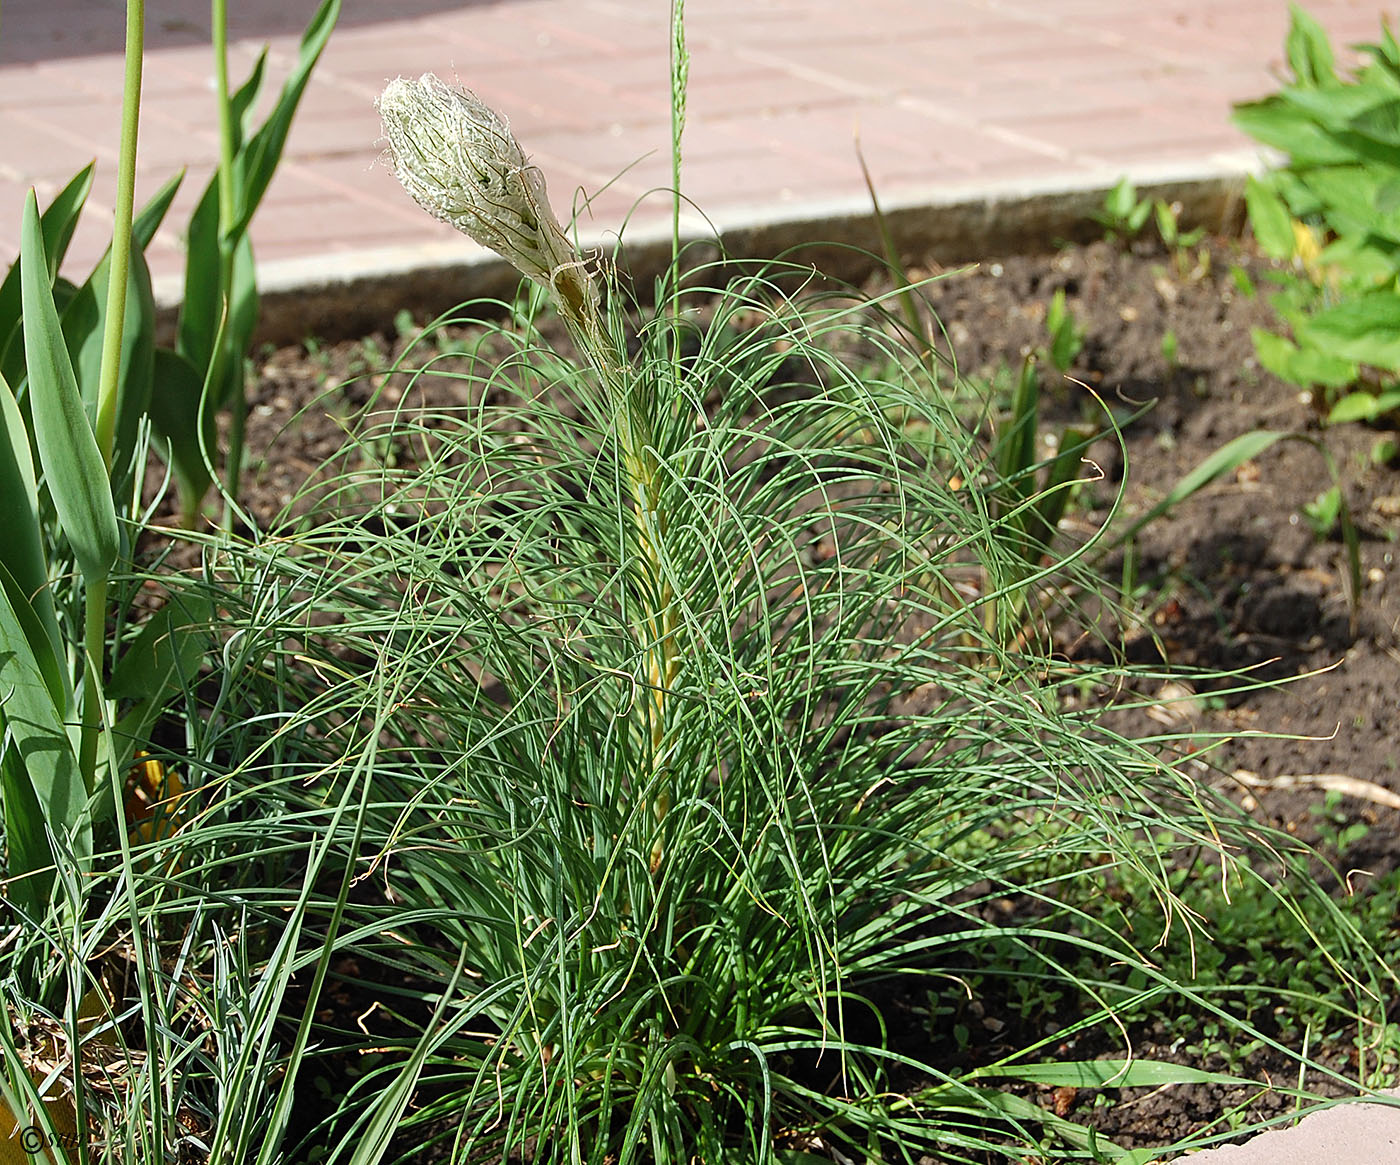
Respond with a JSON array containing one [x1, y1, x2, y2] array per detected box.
[[0, 0, 1395, 300]]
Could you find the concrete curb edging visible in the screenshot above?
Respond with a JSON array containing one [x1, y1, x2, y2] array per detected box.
[[1171, 1090, 1400, 1163], [197, 157, 1263, 348]]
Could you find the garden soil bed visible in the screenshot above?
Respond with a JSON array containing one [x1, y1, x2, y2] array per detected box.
[[225, 233, 1399, 1158]]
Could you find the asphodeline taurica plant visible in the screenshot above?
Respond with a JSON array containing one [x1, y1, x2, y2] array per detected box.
[[378, 75, 678, 869]]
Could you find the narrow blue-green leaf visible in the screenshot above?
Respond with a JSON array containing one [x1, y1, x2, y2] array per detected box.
[[0, 163, 96, 388], [0, 371, 61, 664], [0, 565, 87, 892], [19, 191, 119, 583], [976, 1058, 1257, 1089]]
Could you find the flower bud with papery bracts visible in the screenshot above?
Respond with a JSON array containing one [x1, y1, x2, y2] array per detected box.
[[377, 74, 601, 329]]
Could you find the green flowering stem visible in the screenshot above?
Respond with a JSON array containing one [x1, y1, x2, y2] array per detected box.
[[211, 0, 245, 528], [379, 75, 680, 869], [80, 0, 143, 792]]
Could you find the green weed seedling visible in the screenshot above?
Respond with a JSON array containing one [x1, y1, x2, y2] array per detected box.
[[1092, 176, 1155, 241], [1303, 484, 1344, 538], [1162, 327, 1181, 369], [1093, 176, 1207, 276]]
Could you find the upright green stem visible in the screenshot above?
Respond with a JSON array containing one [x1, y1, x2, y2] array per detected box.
[[565, 314, 677, 872], [212, 0, 244, 528], [94, 2, 143, 465], [669, 0, 688, 270], [80, 0, 143, 790]]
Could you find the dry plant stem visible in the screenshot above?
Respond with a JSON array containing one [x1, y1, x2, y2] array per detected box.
[[378, 74, 679, 868]]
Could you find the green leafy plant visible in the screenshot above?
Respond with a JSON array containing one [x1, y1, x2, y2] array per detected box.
[[1162, 327, 1180, 369], [1234, 5, 1400, 425], [1303, 482, 1344, 536]]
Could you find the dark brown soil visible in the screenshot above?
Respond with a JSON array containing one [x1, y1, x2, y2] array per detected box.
[[225, 232, 1400, 1159]]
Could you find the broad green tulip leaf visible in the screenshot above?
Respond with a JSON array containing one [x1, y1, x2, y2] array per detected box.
[[958, 1086, 1131, 1156], [0, 746, 59, 917], [1244, 175, 1298, 260], [59, 168, 182, 409], [973, 1057, 1255, 1089], [1117, 430, 1289, 546], [1162, 430, 1289, 509], [0, 563, 86, 905], [109, 592, 212, 771], [0, 163, 96, 389], [19, 191, 119, 584], [0, 372, 61, 663], [63, 226, 161, 499], [0, 557, 67, 718], [178, 0, 338, 374], [178, 180, 223, 379], [218, 231, 259, 413], [1030, 425, 1098, 551], [177, 54, 267, 379], [109, 592, 212, 703], [230, 0, 340, 241], [149, 347, 214, 522]]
